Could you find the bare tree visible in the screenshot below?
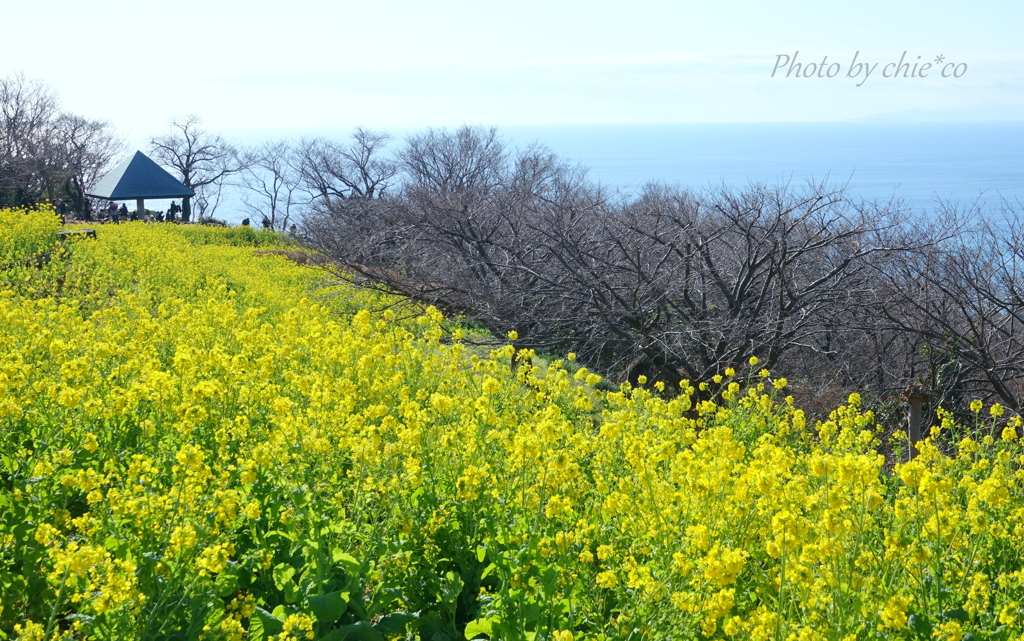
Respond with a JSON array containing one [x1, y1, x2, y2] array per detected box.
[[878, 202, 1024, 412], [0, 73, 59, 198], [305, 125, 1024, 421], [45, 113, 124, 211], [304, 127, 925, 398], [239, 140, 303, 230], [399, 126, 505, 197], [295, 127, 397, 209], [0, 73, 123, 210], [308, 126, 605, 348], [148, 115, 244, 221]]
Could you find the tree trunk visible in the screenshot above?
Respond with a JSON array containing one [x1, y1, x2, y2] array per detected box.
[[67, 178, 83, 214], [182, 196, 191, 222]]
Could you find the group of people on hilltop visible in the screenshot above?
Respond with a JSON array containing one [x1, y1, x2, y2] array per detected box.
[[238, 216, 298, 234], [14, 197, 285, 230], [18, 195, 69, 224], [78, 199, 183, 223], [12, 195, 180, 223]]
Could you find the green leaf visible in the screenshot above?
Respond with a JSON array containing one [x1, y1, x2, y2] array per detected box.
[[214, 571, 239, 597], [409, 486, 425, 506], [319, 621, 384, 641], [476, 546, 486, 563], [236, 565, 254, 588], [248, 615, 266, 641], [939, 608, 969, 623], [440, 571, 465, 605], [284, 581, 299, 604], [367, 587, 404, 617], [988, 626, 1011, 641], [307, 590, 349, 624], [908, 613, 932, 638], [464, 616, 495, 639], [273, 563, 296, 590], [521, 603, 541, 625], [374, 612, 419, 635], [253, 607, 283, 639], [332, 549, 360, 571]]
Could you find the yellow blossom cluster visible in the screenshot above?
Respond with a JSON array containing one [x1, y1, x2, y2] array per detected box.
[[3, 212, 1024, 640]]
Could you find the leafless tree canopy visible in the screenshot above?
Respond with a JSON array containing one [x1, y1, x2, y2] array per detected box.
[[149, 115, 244, 221], [298, 125, 1024, 415], [239, 140, 303, 230], [0, 73, 123, 210], [294, 127, 397, 208], [873, 205, 1024, 411]]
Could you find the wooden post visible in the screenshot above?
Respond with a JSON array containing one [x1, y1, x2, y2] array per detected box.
[[908, 398, 923, 448], [137, 198, 145, 220], [901, 381, 929, 460]]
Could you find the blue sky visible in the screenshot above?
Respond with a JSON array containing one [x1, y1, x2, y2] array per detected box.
[[4, 0, 1023, 144]]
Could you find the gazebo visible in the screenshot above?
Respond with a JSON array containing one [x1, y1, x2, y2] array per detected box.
[[86, 151, 194, 220]]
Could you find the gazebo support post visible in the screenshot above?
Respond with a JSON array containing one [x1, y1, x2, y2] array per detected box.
[[136, 198, 145, 220]]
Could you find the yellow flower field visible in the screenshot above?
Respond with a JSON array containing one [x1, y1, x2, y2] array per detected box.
[[2, 208, 1024, 641]]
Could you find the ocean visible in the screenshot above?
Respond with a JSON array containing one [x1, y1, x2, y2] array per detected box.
[[210, 122, 1024, 224], [499, 123, 1024, 213]]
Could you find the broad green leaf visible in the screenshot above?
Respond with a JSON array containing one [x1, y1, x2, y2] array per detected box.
[[248, 615, 266, 641], [319, 621, 384, 641], [440, 571, 465, 604], [464, 616, 495, 639], [332, 549, 360, 571], [214, 571, 239, 597], [908, 613, 932, 638], [273, 563, 296, 590], [253, 607, 283, 639], [939, 608, 969, 622], [374, 612, 419, 635], [308, 589, 349, 624], [988, 627, 1011, 641], [480, 563, 497, 580]]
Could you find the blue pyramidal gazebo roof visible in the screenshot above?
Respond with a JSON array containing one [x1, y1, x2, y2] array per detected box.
[[86, 151, 195, 200]]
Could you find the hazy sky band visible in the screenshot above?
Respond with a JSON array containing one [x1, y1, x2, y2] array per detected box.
[[2, 0, 1021, 146]]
